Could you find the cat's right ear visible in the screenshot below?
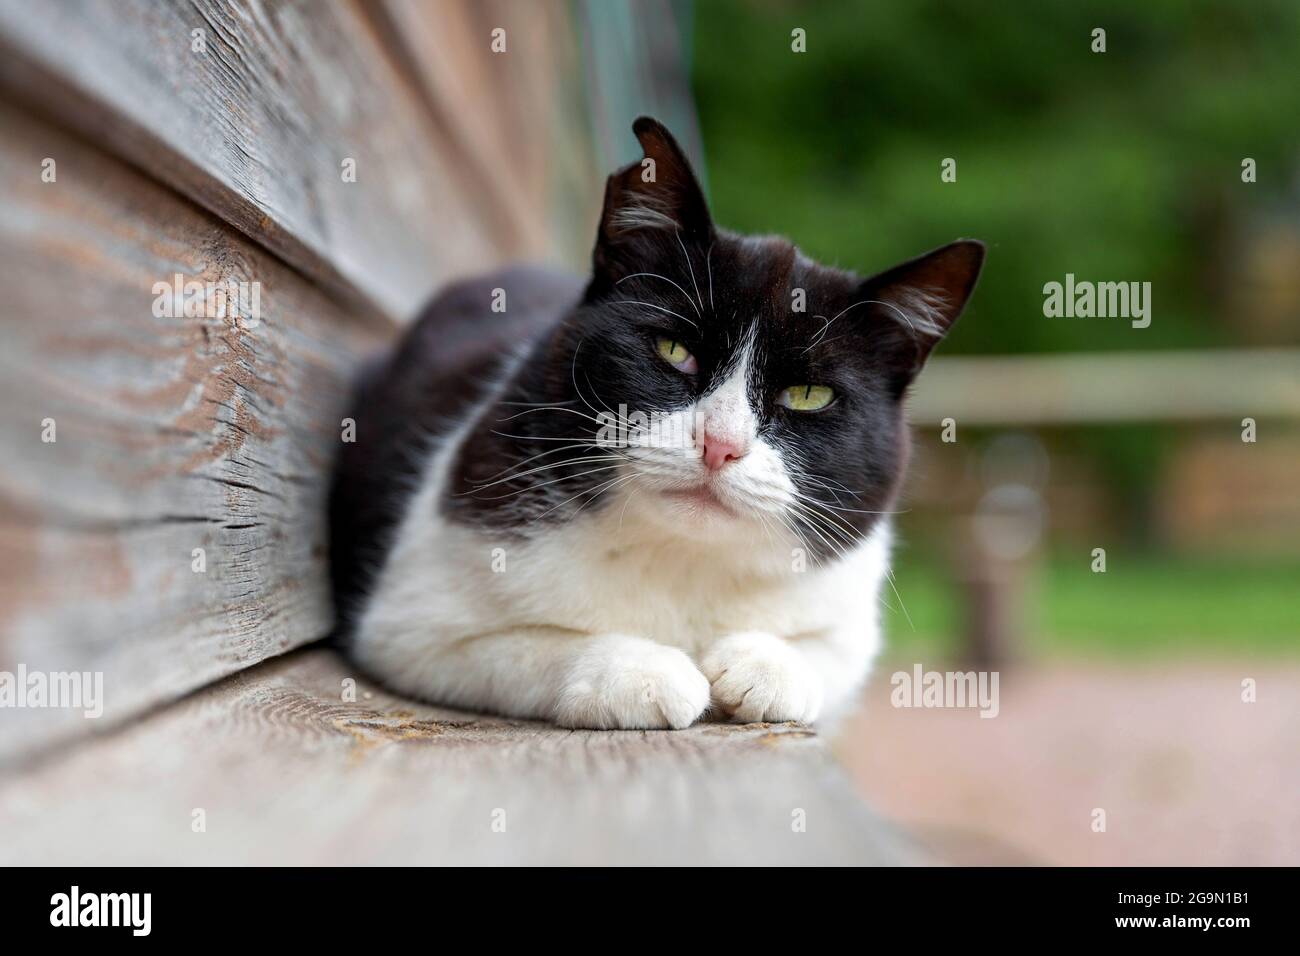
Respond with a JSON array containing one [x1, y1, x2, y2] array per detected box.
[[592, 117, 714, 279]]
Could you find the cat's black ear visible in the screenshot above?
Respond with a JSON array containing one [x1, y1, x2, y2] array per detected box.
[[858, 239, 985, 384], [593, 117, 713, 278]]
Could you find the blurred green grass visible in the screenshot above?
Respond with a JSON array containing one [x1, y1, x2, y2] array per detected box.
[[882, 549, 1300, 659]]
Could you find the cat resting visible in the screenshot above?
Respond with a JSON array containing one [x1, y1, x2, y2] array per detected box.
[[330, 118, 983, 730]]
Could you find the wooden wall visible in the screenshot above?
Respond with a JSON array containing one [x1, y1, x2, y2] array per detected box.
[[0, 0, 697, 764]]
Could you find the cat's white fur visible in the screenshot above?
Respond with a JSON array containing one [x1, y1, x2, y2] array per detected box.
[[353, 344, 888, 731]]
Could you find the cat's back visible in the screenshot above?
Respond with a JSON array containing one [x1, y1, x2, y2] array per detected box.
[[328, 265, 585, 628]]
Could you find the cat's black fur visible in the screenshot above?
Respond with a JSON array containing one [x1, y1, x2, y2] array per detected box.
[[329, 117, 983, 627], [329, 266, 583, 625]]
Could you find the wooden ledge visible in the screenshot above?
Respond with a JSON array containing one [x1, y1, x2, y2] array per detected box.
[[0, 648, 916, 866]]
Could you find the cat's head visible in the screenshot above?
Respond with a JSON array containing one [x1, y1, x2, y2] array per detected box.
[[462, 118, 983, 563]]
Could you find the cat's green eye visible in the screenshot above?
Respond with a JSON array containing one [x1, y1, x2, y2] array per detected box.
[[655, 337, 697, 373], [778, 384, 835, 412]]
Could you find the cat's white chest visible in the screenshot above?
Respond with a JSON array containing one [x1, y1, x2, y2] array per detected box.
[[486, 494, 890, 656]]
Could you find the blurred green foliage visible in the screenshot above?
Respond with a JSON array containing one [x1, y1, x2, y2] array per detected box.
[[690, 0, 1300, 355]]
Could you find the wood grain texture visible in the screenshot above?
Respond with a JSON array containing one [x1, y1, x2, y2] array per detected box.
[[0, 648, 919, 865], [0, 102, 389, 762], [0, 0, 536, 320]]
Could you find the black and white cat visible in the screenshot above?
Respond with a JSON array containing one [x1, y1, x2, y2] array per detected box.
[[330, 118, 983, 730]]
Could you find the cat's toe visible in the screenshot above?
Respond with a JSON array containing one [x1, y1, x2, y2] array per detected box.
[[701, 631, 823, 724], [553, 636, 709, 730]]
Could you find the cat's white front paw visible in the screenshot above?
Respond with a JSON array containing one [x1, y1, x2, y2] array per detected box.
[[701, 631, 823, 724], [553, 635, 709, 730]]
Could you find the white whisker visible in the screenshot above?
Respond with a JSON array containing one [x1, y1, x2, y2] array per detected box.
[[675, 228, 704, 313], [616, 272, 701, 318], [615, 298, 699, 331], [465, 457, 622, 495], [706, 242, 714, 312], [886, 568, 916, 633]]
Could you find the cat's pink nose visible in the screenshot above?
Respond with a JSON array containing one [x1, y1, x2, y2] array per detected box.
[[701, 432, 747, 471]]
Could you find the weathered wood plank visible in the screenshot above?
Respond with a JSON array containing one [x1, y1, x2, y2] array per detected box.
[[0, 0, 527, 319], [0, 101, 388, 761], [370, 0, 602, 265], [0, 648, 918, 865]]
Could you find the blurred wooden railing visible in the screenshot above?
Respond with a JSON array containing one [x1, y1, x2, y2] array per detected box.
[[914, 348, 1300, 425]]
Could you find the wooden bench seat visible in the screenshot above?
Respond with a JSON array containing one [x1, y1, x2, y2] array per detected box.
[[0, 647, 916, 865]]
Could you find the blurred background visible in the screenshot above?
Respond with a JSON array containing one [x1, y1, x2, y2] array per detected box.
[[683, 0, 1300, 864], [0, 0, 1295, 865]]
